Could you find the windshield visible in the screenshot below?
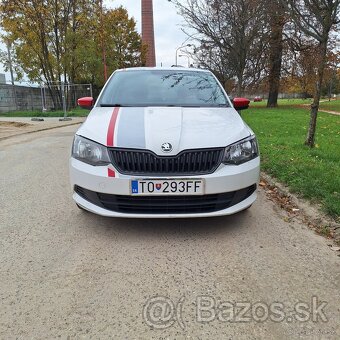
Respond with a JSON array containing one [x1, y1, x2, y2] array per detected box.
[[98, 70, 229, 107]]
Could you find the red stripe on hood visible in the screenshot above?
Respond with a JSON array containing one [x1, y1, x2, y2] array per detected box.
[[106, 107, 120, 146], [107, 107, 120, 178]]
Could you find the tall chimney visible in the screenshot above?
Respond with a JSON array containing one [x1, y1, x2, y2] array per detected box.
[[141, 0, 156, 67]]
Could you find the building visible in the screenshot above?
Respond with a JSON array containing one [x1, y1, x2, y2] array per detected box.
[[141, 0, 156, 67]]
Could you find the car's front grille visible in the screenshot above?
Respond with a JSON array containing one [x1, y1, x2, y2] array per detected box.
[[74, 184, 256, 215], [109, 148, 224, 175]]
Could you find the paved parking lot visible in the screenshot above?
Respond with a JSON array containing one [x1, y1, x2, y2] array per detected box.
[[0, 126, 339, 339]]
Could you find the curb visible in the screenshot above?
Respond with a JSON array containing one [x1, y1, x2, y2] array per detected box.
[[260, 172, 340, 246], [0, 121, 83, 142]]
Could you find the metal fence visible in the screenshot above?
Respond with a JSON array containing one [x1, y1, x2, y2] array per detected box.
[[0, 82, 93, 114]]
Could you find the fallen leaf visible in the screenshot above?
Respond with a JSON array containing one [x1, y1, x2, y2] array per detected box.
[[330, 246, 340, 252], [259, 181, 266, 187]]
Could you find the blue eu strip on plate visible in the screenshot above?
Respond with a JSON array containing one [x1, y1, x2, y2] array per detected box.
[[131, 180, 139, 194]]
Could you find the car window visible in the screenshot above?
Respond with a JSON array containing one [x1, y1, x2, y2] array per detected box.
[[98, 70, 230, 107]]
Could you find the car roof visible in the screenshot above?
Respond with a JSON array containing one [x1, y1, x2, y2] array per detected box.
[[115, 67, 211, 73]]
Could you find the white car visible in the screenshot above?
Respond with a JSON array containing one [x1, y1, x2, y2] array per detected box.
[[70, 67, 260, 218]]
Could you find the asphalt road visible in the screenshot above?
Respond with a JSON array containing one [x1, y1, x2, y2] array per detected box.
[[0, 126, 339, 339]]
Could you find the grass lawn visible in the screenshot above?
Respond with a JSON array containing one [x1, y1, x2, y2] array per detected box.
[[242, 101, 340, 220], [0, 107, 89, 117], [251, 98, 340, 113], [250, 98, 313, 107], [318, 99, 340, 112]]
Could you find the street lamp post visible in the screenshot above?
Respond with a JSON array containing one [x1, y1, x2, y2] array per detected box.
[[175, 44, 192, 66], [179, 54, 190, 67]]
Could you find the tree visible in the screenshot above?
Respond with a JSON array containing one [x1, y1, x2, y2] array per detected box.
[[283, 0, 340, 147], [322, 48, 340, 99], [170, 0, 269, 96], [103, 7, 146, 73], [280, 40, 340, 97], [72, 6, 146, 87], [193, 42, 234, 91], [0, 1, 144, 108], [283, 45, 319, 97], [266, 0, 286, 107]]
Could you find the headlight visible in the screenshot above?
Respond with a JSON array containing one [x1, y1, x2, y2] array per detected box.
[[223, 135, 259, 165], [72, 135, 110, 166]]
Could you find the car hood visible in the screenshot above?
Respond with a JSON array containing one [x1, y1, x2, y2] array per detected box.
[[77, 106, 251, 155]]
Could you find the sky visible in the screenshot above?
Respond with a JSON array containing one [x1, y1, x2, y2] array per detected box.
[[0, 0, 190, 84], [111, 0, 190, 66]]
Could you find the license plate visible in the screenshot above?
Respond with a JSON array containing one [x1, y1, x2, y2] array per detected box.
[[131, 179, 204, 195]]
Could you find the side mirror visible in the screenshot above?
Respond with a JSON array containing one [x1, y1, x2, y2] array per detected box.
[[78, 97, 94, 109], [232, 98, 250, 111]]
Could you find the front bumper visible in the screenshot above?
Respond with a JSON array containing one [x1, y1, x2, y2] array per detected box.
[[69, 157, 260, 218]]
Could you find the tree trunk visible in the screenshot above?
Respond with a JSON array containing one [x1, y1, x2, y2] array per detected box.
[[267, 1, 284, 108], [237, 74, 243, 97], [305, 40, 328, 147]]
